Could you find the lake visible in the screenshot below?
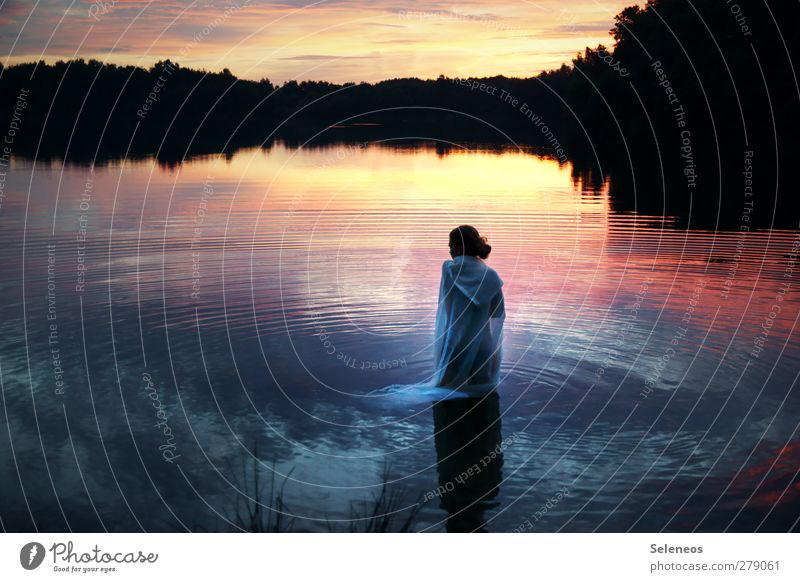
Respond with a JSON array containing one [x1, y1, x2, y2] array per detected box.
[[1, 142, 799, 532]]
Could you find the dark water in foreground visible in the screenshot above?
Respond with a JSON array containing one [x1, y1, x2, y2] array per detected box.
[[1, 144, 799, 532]]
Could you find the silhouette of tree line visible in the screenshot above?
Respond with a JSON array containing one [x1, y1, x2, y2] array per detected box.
[[0, 0, 797, 226], [560, 0, 799, 228]]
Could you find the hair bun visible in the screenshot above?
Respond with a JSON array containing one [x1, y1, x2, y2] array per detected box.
[[449, 225, 492, 259]]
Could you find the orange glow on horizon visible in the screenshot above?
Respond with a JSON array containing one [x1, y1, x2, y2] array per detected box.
[[2, 1, 636, 83]]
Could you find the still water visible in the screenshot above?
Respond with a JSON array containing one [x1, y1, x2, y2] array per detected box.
[[1, 143, 799, 532]]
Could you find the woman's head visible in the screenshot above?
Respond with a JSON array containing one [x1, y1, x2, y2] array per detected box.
[[449, 225, 491, 259]]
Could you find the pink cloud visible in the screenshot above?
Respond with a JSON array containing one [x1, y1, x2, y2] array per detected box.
[[3, 1, 633, 82]]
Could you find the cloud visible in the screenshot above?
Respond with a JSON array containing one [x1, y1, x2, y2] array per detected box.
[[1, 0, 633, 83], [550, 20, 614, 33], [491, 19, 614, 40], [370, 38, 422, 45], [360, 22, 405, 29], [279, 53, 377, 61], [393, 8, 501, 22], [0, 0, 30, 25]]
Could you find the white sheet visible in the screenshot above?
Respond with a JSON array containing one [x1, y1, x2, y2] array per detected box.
[[376, 255, 505, 402]]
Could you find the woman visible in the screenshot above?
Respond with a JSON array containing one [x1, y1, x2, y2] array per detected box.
[[431, 225, 505, 394], [375, 225, 504, 400]]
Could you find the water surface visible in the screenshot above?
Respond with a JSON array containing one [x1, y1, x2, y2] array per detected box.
[[1, 143, 799, 532]]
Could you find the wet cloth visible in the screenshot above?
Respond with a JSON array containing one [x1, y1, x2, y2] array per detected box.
[[375, 255, 505, 401]]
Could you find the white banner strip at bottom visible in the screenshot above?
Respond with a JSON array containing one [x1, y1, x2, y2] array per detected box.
[[1, 533, 796, 581]]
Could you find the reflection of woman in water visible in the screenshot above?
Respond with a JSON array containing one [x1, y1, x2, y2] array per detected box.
[[432, 225, 505, 394], [433, 392, 503, 532]]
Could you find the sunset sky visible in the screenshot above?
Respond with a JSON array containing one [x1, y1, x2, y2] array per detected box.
[[1, 0, 635, 82]]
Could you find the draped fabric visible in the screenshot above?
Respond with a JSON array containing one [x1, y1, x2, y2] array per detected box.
[[376, 255, 505, 401], [432, 255, 505, 392]]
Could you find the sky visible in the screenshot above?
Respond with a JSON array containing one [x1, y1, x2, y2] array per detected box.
[[0, 0, 636, 83]]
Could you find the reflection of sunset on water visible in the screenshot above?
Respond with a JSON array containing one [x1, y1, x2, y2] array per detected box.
[[2, 143, 798, 532]]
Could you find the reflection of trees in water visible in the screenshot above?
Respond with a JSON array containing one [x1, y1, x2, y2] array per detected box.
[[3, 1, 796, 227], [563, 0, 799, 229]]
